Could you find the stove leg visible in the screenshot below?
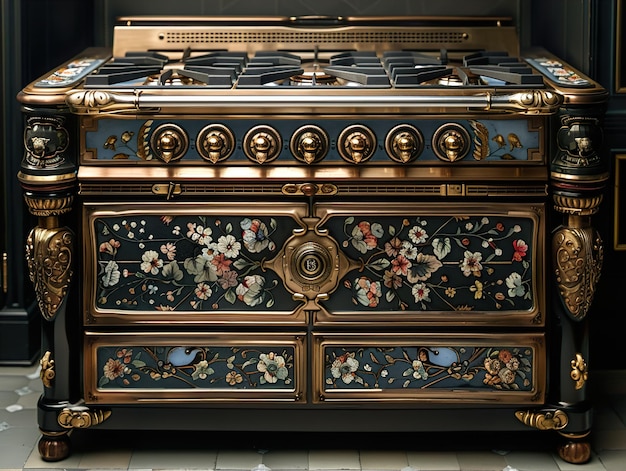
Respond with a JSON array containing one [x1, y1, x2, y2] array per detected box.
[[37, 430, 71, 462], [558, 432, 592, 464]]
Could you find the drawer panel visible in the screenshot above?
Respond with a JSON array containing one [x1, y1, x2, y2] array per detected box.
[[84, 332, 306, 404], [313, 333, 545, 405], [84, 202, 309, 325], [313, 202, 545, 326]]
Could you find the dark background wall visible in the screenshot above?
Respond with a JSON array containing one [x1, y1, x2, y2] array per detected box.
[[2, 0, 623, 367]]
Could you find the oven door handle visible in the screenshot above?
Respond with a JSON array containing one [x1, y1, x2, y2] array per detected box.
[[288, 16, 347, 26]]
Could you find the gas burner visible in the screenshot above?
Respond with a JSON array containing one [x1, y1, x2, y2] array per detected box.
[[289, 71, 339, 86]]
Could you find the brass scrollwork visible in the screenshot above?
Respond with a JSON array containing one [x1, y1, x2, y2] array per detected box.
[[570, 353, 588, 390], [553, 226, 603, 321], [58, 407, 111, 429], [515, 409, 569, 430], [39, 351, 55, 388], [26, 227, 74, 321]]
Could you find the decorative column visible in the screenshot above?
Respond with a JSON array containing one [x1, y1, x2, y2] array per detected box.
[[550, 109, 606, 463], [18, 113, 76, 461]]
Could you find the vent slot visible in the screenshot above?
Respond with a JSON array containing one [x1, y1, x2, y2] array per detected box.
[[164, 31, 468, 45]]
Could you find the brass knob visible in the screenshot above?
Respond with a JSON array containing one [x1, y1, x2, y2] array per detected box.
[[290, 125, 329, 164], [243, 125, 282, 164], [150, 124, 189, 163], [385, 125, 424, 163], [337, 125, 376, 164], [432, 123, 471, 162], [196, 124, 235, 163]]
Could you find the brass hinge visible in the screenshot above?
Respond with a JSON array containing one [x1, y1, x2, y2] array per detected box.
[[152, 182, 182, 200], [441, 184, 466, 196]]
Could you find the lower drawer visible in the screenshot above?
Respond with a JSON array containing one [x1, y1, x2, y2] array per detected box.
[[84, 332, 306, 404], [84, 331, 545, 407], [313, 333, 545, 405]]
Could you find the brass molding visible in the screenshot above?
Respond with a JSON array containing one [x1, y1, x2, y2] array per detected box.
[[23, 194, 74, 217], [553, 226, 603, 321], [515, 409, 569, 431], [282, 183, 338, 196], [39, 351, 55, 389], [17, 171, 77, 185], [58, 407, 111, 429], [553, 194, 603, 216], [26, 227, 74, 321], [570, 353, 588, 390]]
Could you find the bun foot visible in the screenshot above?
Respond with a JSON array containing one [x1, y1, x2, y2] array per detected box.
[[557, 432, 591, 464], [38, 430, 71, 462]]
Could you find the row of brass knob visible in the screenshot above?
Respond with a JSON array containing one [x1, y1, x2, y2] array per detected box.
[[149, 122, 472, 164]]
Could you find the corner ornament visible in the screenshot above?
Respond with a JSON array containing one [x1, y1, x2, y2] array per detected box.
[[26, 227, 74, 321], [58, 406, 111, 429], [515, 409, 569, 431], [39, 351, 55, 389], [571, 353, 588, 390]]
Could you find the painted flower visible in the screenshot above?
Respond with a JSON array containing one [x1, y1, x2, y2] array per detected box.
[[211, 253, 233, 276], [460, 250, 483, 277], [383, 270, 403, 290], [226, 371, 243, 385], [194, 282, 212, 300], [257, 352, 288, 384], [354, 277, 382, 307], [384, 237, 403, 257], [184, 254, 218, 283], [412, 282, 431, 303], [216, 234, 241, 258], [408, 225, 428, 244], [351, 221, 383, 254], [103, 358, 128, 380], [506, 272, 525, 297], [399, 240, 418, 260], [330, 353, 359, 384], [236, 275, 266, 307], [241, 218, 271, 253], [102, 260, 120, 287], [191, 360, 213, 380], [187, 222, 213, 246], [160, 242, 177, 261], [412, 360, 428, 380], [391, 255, 412, 276], [470, 280, 483, 299], [140, 250, 163, 275], [218, 270, 239, 289], [99, 239, 120, 255], [512, 239, 528, 261]]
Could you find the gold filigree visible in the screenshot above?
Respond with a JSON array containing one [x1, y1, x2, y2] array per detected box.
[[58, 407, 111, 429], [66, 90, 113, 109], [26, 227, 74, 321], [515, 409, 569, 430], [553, 226, 603, 320], [571, 353, 588, 390], [39, 351, 55, 389], [510, 90, 563, 112]]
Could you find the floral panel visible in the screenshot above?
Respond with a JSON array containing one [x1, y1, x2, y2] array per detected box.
[[96, 344, 296, 391], [92, 213, 302, 314], [324, 344, 534, 392], [320, 213, 537, 314]]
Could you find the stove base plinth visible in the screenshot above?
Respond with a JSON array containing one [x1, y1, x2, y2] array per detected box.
[[557, 432, 592, 464], [38, 430, 71, 462]]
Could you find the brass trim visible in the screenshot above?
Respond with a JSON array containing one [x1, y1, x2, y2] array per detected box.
[[17, 171, 77, 184], [83, 332, 306, 404], [615, 154, 626, 250], [313, 332, 546, 404], [2, 253, 7, 294], [618, 0, 626, 93]]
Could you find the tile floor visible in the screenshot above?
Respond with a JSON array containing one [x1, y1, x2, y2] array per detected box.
[[0, 364, 624, 471]]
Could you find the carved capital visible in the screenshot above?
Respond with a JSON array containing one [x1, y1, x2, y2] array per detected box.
[[553, 194, 603, 217], [26, 227, 74, 321], [23, 194, 74, 217]]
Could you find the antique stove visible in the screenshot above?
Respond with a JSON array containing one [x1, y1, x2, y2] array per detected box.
[[18, 16, 607, 463]]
